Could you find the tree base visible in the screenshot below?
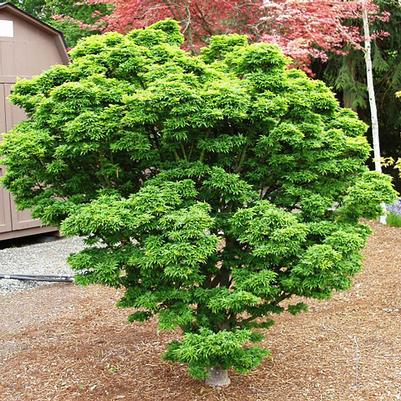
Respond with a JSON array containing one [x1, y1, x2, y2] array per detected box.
[[205, 367, 230, 387]]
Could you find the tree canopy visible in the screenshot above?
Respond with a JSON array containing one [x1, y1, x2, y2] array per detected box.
[[11, 0, 401, 183], [0, 20, 396, 384]]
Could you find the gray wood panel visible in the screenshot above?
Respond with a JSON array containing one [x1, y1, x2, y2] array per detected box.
[[4, 83, 26, 130], [0, 83, 5, 133], [0, 8, 67, 78], [0, 84, 12, 233], [4, 84, 42, 231], [0, 166, 12, 234]]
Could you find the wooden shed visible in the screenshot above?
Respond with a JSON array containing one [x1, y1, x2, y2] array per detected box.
[[0, 2, 69, 240]]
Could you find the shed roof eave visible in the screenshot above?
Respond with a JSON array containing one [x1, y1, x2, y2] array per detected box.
[[0, 2, 69, 53]]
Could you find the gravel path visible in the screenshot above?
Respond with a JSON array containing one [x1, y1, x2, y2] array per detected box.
[[0, 237, 84, 294]]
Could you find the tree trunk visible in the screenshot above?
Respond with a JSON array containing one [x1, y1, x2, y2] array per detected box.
[[205, 367, 230, 387], [361, 0, 386, 224]]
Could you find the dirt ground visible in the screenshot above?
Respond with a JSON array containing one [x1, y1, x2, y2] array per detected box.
[[0, 222, 400, 401]]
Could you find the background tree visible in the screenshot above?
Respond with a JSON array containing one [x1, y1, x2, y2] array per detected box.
[[86, 0, 263, 52], [360, 0, 386, 222], [9, 0, 111, 46], [0, 20, 396, 387], [87, 0, 385, 65], [260, 0, 388, 71], [318, 0, 401, 190], [260, 0, 360, 72]]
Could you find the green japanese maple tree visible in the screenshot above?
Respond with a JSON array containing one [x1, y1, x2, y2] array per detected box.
[[0, 21, 397, 386]]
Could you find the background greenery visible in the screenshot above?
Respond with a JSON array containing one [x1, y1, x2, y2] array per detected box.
[[315, 0, 401, 188]]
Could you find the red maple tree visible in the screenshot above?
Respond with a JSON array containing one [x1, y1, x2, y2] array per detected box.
[[261, 0, 389, 70], [88, 0, 264, 52], [86, 0, 389, 68]]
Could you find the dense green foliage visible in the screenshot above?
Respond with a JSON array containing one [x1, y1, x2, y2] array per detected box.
[[0, 21, 397, 381]]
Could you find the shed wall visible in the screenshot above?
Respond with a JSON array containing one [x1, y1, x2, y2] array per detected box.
[[0, 5, 68, 240], [0, 8, 65, 81]]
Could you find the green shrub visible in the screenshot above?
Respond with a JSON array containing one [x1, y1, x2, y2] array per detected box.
[[0, 20, 397, 385]]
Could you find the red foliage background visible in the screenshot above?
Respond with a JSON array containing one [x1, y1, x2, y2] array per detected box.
[[86, 0, 389, 68]]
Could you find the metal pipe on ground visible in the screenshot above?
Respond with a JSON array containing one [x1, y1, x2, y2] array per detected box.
[[0, 274, 74, 283]]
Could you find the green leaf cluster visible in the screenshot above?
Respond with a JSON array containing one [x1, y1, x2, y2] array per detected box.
[[0, 20, 397, 380]]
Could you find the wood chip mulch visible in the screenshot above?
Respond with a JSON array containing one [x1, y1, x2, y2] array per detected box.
[[0, 222, 400, 401]]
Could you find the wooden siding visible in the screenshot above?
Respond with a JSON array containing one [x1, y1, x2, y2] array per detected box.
[[0, 3, 68, 240]]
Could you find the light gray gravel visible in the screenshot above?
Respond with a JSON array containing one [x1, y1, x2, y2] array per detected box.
[[0, 236, 84, 294]]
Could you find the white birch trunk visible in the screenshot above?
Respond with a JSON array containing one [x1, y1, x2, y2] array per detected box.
[[361, 0, 386, 224]]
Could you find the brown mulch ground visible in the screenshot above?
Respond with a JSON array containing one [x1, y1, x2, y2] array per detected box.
[[0, 222, 400, 401]]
